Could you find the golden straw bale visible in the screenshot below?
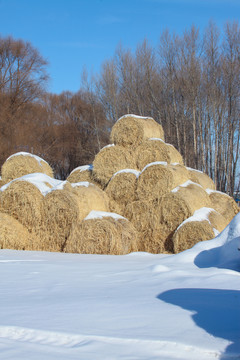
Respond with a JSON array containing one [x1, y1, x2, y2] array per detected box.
[[207, 190, 239, 223], [92, 144, 136, 187], [0, 212, 36, 250], [67, 165, 103, 188], [135, 140, 170, 170], [135, 139, 183, 170], [42, 187, 82, 252], [207, 209, 229, 233], [168, 163, 189, 185], [187, 167, 215, 190], [173, 220, 215, 253], [138, 223, 173, 254], [65, 212, 138, 255], [136, 162, 189, 201], [1, 152, 53, 183], [108, 198, 124, 216], [167, 144, 184, 165], [110, 114, 164, 148], [105, 169, 140, 213], [124, 199, 160, 232], [71, 182, 110, 217], [0, 177, 4, 188], [0, 179, 44, 230], [159, 182, 211, 231]]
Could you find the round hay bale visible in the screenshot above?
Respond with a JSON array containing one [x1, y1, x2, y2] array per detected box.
[[0, 178, 44, 230], [207, 209, 229, 233], [64, 211, 138, 255], [136, 162, 189, 201], [92, 144, 136, 187], [67, 165, 103, 188], [138, 223, 173, 254], [187, 167, 215, 190], [105, 169, 140, 213], [1, 152, 54, 183], [110, 114, 164, 148], [173, 220, 215, 253], [136, 162, 173, 201], [43, 187, 82, 252], [124, 199, 159, 232], [159, 181, 211, 231], [167, 144, 184, 165], [135, 139, 183, 170], [0, 212, 34, 250], [207, 190, 239, 223], [71, 182, 110, 217]]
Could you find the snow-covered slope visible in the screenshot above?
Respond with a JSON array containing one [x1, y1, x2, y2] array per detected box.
[[0, 214, 239, 359]]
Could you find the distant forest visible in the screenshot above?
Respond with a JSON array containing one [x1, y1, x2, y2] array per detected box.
[[0, 21, 239, 195]]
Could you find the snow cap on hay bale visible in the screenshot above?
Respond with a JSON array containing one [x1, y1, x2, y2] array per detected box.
[[105, 169, 140, 213], [0, 212, 35, 250], [173, 219, 215, 253], [187, 167, 215, 190], [207, 189, 239, 223], [71, 181, 110, 217], [135, 138, 183, 170], [159, 181, 211, 231], [92, 144, 136, 187], [1, 152, 54, 183], [0, 175, 46, 230], [64, 211, 138, 255], [136, 162, 189, 201], [110, 114, 164, 148], [67, 165, 103, 188]]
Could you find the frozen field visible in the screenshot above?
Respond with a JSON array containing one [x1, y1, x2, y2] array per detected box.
[[0, 214, 240, 359]]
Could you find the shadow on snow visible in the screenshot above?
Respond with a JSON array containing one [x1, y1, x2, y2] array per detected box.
[[157, 288, 240, 359]]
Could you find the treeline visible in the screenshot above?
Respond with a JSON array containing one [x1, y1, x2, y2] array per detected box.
[[0, 36, 109, 179], [93, 21, 240, 195], [0, 21, 240, 194]]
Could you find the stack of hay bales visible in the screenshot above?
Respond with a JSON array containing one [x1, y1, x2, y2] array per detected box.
[[0, 115, 238, 255], [99, 114, 238, 253], [0, 152, 137, 254]]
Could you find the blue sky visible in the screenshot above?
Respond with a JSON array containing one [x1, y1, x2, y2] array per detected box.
[[0, 0, 239, 94]]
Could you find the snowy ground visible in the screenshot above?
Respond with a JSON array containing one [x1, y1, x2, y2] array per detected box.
[[1, 215, 240, 359]]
